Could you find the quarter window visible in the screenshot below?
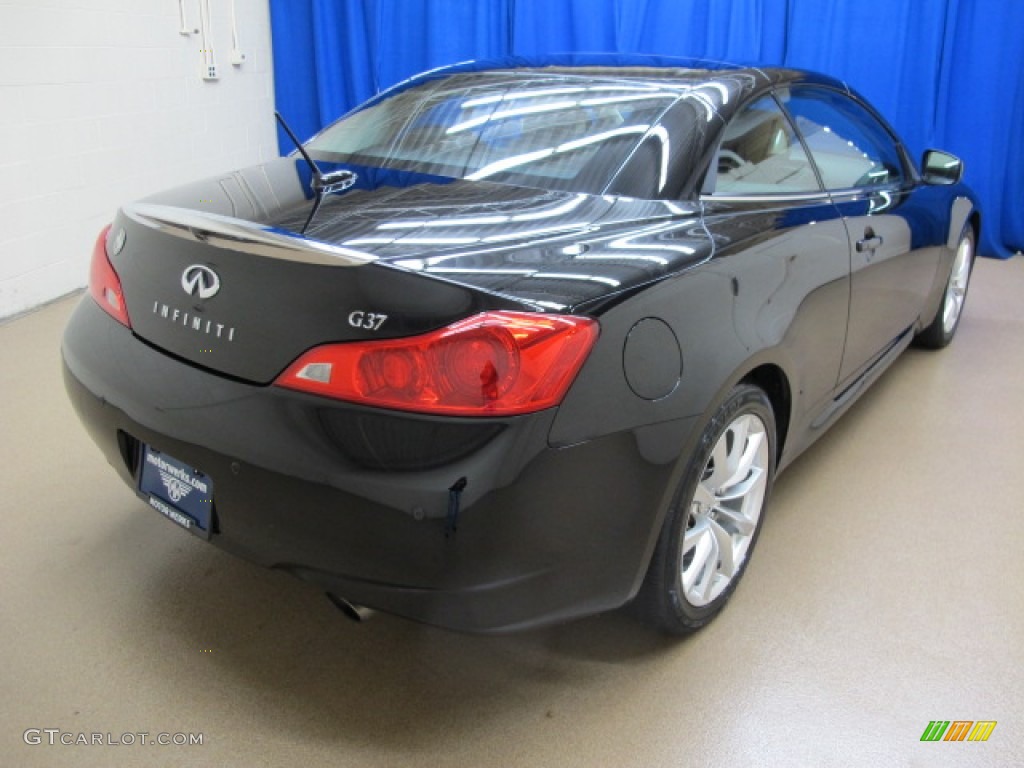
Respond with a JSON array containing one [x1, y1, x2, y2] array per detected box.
[[780, 87, 905, 190], [706, 95, 821, 196]]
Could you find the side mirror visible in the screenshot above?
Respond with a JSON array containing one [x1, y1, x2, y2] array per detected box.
[[921, 149, 963, 185]]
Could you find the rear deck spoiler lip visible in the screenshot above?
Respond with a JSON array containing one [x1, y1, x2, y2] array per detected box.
[[123, 203, 378, 267]]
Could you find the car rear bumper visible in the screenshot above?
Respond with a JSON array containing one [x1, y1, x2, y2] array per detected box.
[[62, 297, 681, 632]]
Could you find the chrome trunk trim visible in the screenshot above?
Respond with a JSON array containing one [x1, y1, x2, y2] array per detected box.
[[124, 203, 377, 267]]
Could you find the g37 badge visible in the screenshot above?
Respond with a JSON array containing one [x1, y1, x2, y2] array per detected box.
[[348, 311, 388, 331]]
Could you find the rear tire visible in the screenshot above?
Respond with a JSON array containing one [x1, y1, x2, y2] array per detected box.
[[636, 384, 776, 634], [916, 226, 975, 349]]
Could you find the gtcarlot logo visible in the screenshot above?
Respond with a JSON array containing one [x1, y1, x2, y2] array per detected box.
[[921, 720, 997, 742], [23, 729, 204, 747]]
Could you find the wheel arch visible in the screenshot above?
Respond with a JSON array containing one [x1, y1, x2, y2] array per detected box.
[[740, 363, 792, 466], [968, 208, 981, 243], [947, 195, 977, 249]]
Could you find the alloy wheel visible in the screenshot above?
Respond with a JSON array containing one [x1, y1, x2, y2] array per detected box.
[[682, 412, 770, 607], [942, 234, 973, 335]]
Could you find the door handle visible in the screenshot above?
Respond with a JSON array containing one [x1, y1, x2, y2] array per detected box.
[[856, 234, 883, 252]]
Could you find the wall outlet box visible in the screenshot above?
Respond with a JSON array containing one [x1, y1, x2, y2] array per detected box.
[[230, 50, 246, 66], [201, 48, 218, 80]]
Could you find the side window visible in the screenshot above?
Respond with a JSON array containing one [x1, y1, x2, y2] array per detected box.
[[706, 95, 821, 196], [780, 87, 905, 190]]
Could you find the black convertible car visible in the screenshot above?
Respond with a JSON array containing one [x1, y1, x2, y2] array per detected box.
[[63, 55, 977, 633]]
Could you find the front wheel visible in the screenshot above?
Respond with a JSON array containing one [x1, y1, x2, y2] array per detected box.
[[636, 383, 776, 634], [916, 226, 975, 349]]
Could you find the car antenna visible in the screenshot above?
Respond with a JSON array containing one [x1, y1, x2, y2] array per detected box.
[[274, 111, 357, 235]]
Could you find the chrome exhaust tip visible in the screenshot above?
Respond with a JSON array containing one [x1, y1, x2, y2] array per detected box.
[[326, 593, 376, 622]]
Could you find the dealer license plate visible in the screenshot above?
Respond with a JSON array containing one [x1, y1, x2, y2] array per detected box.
[[138, 445, 213, 539]]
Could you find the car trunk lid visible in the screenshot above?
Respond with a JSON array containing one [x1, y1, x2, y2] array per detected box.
[[109, 159, 706, 384], [112, 204, 524, 384]]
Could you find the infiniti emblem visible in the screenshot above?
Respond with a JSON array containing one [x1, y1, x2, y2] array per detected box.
[[181, 265, 221, 299]]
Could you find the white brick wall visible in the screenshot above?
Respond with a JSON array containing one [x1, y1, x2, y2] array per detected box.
[[0, 0, 278, 320]]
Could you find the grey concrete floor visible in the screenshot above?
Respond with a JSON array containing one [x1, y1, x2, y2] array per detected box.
[[2, 257, 1023, 768]]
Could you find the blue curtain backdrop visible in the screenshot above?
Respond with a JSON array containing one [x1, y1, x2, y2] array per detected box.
[[269, 0, 1024, 258]]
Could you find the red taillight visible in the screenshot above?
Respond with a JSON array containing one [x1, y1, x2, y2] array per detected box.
[[275, 311, 599, 416], [88, 224, 131, 327]]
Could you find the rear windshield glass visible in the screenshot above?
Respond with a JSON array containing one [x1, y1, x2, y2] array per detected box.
[[306, 72, 681, 194]]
